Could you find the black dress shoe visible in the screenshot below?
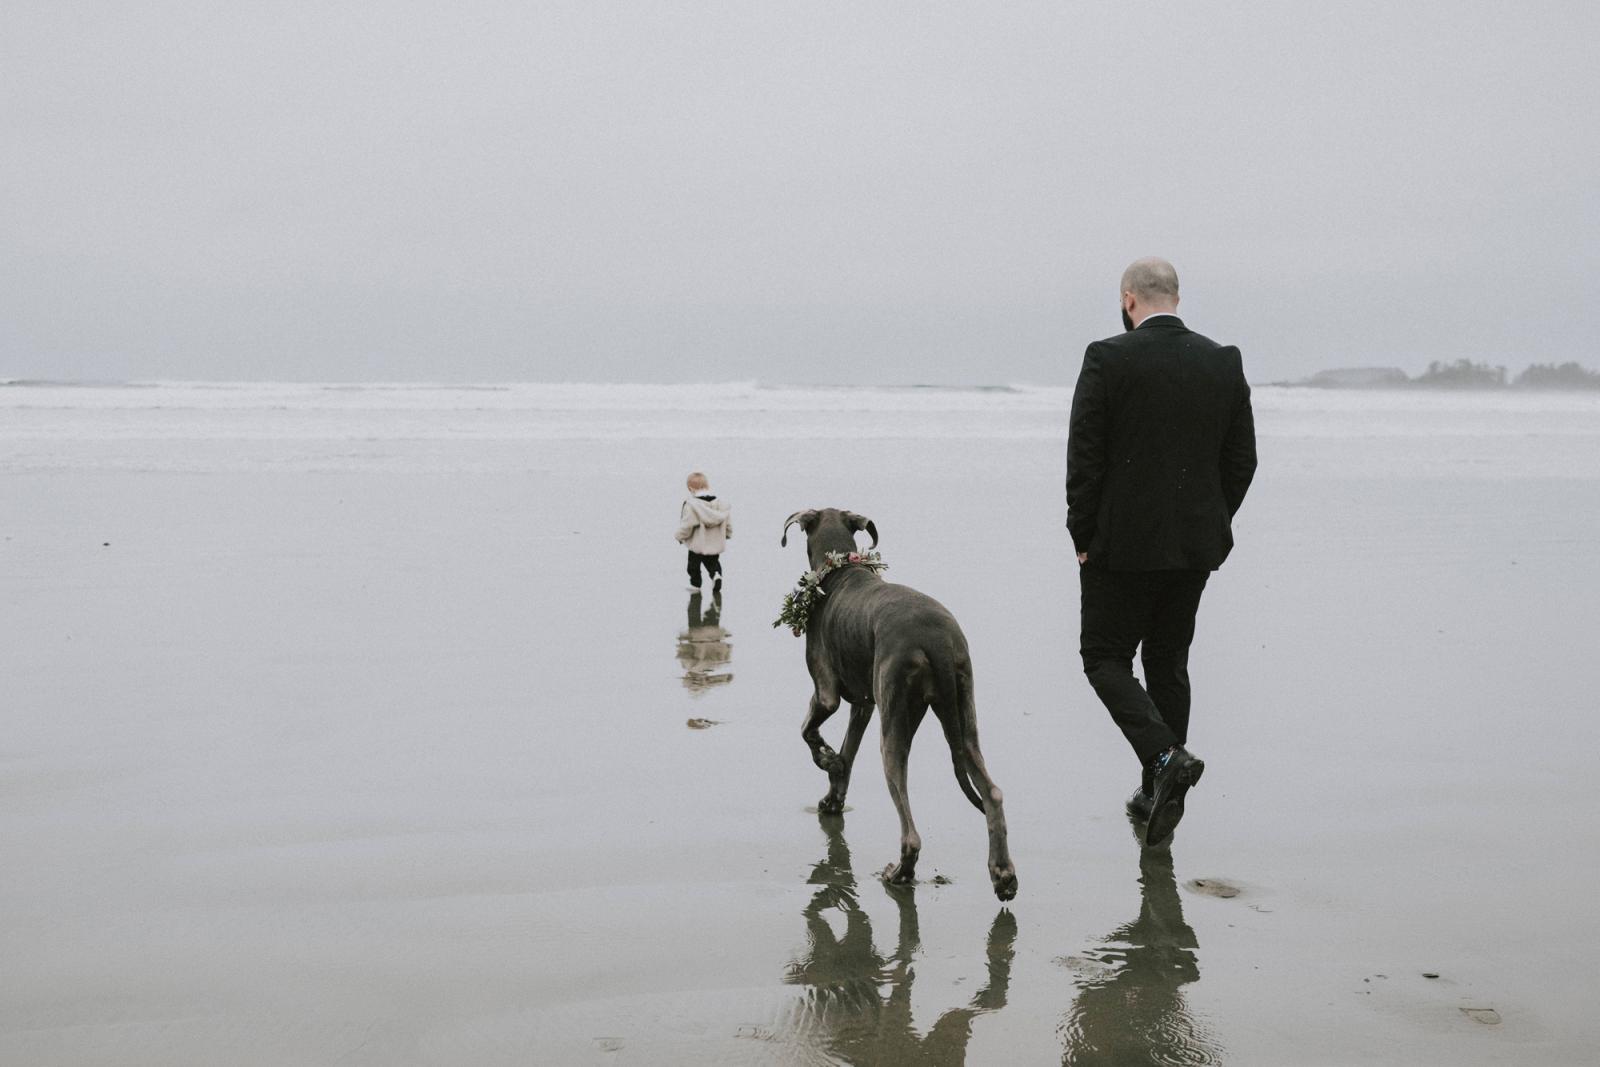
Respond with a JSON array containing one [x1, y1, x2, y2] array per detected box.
[[1146, 745, 1205, 846], [1125, 788, 1154, 820]]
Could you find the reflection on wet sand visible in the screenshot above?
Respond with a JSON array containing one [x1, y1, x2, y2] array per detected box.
[[780, 816, 1015, 1065], [676, 590, 732, 692], [1059, 838, 1224, 1065]]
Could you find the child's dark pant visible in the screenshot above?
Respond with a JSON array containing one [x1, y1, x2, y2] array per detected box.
[[686, 551, 723, 588]]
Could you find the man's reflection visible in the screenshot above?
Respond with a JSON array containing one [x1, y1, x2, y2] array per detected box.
[[781, 816, 1015, 1065], [1059, 839, 1223, 1065], [677, 590, 732, 692]]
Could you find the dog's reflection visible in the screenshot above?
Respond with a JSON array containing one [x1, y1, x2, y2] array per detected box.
[[781, 816, 1015, 1065], [676, 590, 732, 693], [1058, 841, 1223, 1065]]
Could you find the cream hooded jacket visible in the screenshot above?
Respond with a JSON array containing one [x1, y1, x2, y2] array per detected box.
[[676, 494, 733, 554]]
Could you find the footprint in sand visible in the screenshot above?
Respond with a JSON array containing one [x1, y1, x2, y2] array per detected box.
[[1054, 954, 1117, 979], [1459, 1007, 1502, 1025]]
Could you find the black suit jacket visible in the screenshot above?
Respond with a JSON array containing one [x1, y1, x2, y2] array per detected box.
[[1065, 316, 1257, 571]]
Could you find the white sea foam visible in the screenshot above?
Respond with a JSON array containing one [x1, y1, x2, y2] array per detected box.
[[3, 380, 1597, 474], [0, 379, 1058, 414]]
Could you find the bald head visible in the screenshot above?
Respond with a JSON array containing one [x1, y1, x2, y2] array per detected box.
[[1121, 257, 1180, 304], [1118, 257, 1180, 328]]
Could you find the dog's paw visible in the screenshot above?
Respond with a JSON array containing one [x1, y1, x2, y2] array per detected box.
[[816, 794, 845, 815], [812, 749, 844, 775], [881, 861, 916, 886], [990, 865, 1018, 902]]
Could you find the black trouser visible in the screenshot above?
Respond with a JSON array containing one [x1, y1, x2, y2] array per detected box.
[[686, 551, 722, 588], [1079, 565, 1210, 768]]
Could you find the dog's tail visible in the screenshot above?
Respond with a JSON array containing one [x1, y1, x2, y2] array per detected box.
[[952, 751, 985, 812], [935, 662, 986, 814]]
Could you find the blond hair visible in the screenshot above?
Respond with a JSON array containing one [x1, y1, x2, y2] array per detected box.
[[686, 471, 709, 491]]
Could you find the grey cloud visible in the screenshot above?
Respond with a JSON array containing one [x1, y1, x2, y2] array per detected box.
[[3, 1, 1597, 382]]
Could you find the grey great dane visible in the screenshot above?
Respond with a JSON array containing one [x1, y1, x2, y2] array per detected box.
[[781, 508, 1018, 901]]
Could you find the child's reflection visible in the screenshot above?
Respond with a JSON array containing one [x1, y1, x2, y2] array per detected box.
[[677, 590, 732, 692]]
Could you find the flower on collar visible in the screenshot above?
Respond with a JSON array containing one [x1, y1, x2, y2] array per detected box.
[[773, 549, 887, 636]]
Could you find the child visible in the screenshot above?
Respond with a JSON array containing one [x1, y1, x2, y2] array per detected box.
[[675, 471, 732, 591]]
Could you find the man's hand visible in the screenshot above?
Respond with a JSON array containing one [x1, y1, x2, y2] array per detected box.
[[1077, 552, 1089, 565]]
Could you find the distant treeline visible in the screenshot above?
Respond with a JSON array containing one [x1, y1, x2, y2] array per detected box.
[[1293, 360, 1600, 390]]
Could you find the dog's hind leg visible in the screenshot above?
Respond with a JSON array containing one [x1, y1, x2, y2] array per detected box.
[[934, 677, 1018, 902], [818, 701, 873, 814], [961, 739, 1018, 901], [879, 700, 927, 885]]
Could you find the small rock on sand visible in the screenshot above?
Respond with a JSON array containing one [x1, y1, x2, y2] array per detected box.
[[686, 718, 722, 729], [736, 1025, 778, 1042], [1185, 878, 1242, 898]]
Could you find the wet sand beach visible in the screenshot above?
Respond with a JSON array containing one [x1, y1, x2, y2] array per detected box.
[[3, 383, 1598, 1064]]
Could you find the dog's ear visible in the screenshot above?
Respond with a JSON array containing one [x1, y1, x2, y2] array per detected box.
[[780, 509, 819, 547], [843, 511, 879, 549]]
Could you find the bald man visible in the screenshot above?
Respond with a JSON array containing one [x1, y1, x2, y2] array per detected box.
[[1066, 258, 1257, 846]]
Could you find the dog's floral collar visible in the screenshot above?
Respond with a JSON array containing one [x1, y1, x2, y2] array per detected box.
[[773, 550, 886, 636]]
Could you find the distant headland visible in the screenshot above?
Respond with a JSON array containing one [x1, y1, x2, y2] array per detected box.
[[1278, 360, 1600, 390]]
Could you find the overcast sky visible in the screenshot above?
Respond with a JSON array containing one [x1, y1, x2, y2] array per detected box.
[[3, 2, 1597, 384]]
